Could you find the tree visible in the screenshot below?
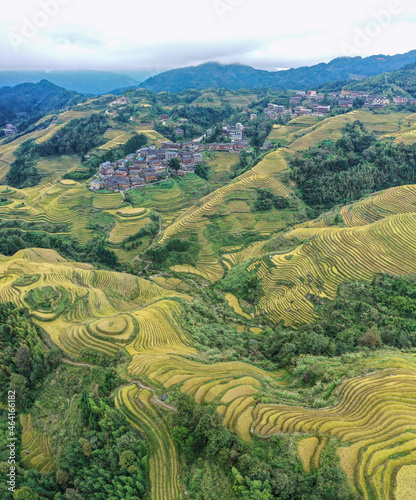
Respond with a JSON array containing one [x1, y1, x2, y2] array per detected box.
[[82, 441, 92, 458], [56, 469, 70, 489], [9, 373, 29, 406], [169, 157, 181, 171], [119, 450, 136, 469], [15, 346, 32, 377], [123, 133, 148, 155], [13, 486, 39, 500], [195, 163, 210, 180]]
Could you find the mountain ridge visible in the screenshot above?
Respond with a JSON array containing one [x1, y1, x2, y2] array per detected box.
[[137, 50, 416, 92]]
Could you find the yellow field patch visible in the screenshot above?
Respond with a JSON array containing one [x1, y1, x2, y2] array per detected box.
[[225, 293, 251, 319], [395, 465, 416, 500], [297, 437, 319, 472], [21, 414, 56, 473]]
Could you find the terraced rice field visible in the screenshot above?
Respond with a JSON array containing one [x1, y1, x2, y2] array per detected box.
[[99, 130, 134, 150], [254, 211, 416, 325], [109, 212, 152, 243], [160, 148, 290, 243], [129, 351, 288, 441], [129, 176, 208, 228], [151, 276, 186, 291], [206, 152, 240, 183], [20, 414, 56, 472], [0, 249, 189, 354], [222, 92, 259, 108], [92, 192, 124, 209], [0, 181, 95, 243], [268, 115, 322, 144], [160, 148, 292, 281], [297, 436, 319, 472], [9, 246, 416, 499], [383, 114, 416, 144], [251, 368, 416, 500], [135, 126, 169, 147], [0, 108, 96, 182], [222, 239, 269, 269], [115, 385, 182, 500], [126, 300, 196, 356], [341, 184, 416, 227], [395, 465, 416, 499], [288, 111, 416, 151]]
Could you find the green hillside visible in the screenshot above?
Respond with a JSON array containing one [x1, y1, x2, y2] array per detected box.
[[2, 89, 416, 500]]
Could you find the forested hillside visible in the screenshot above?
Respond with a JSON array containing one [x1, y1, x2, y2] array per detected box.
[[0, 80, 84, 133]]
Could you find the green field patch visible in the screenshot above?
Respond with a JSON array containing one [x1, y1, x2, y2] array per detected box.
[[13, 274, 40, 287], [25, 285, 65, 313]]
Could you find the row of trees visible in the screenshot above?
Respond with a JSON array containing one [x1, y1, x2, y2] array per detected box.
[[0, 230, 119, 268]]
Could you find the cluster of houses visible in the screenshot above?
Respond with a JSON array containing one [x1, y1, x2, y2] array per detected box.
[[90, 141, 205, 192], [206, 123, 250, 152], [288, 91, 331, 116], [4, 124, 17, 136], [264, 89, 416, 117], [331, 90, 416, 109], [223, 123, 247, 142], [263, 92, 331, 119]]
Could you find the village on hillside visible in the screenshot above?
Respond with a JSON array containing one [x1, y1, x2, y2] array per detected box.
[[90, 122, 252, 192], [256, 89, 416, 119]]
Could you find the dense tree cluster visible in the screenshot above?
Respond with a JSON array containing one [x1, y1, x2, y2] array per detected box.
[[6, 139, 41, 188], [258, 274, 416, 368], [146, 235, 200, 268], [220, 261, 262, 304], [0, 303, 61, 409], [254, 188, 291, 211], [289, 121, 416, 208], [38, 114, 108, 156], [57, 398, 148, 500]]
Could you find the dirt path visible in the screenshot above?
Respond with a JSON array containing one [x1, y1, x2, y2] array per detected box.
[[61, 358, 95, 370]]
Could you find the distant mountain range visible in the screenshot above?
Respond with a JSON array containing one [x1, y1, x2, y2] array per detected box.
[[137, 50, 416, 92], [2, 50, 416, 97], [0, 70, 142, 95]]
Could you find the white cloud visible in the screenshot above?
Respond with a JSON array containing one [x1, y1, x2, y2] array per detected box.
[[0, 0, 415, 71]]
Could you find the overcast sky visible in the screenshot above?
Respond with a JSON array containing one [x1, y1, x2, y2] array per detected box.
[[0, 0, 415, 75]]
